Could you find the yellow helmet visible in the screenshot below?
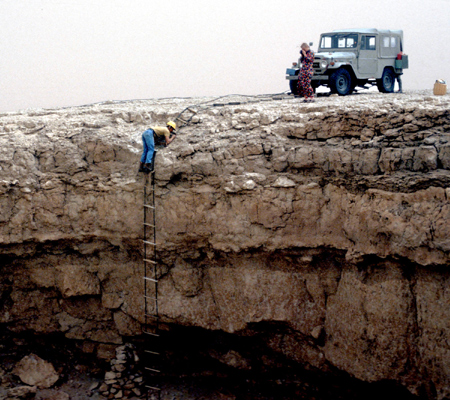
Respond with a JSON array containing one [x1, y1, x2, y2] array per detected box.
[[167, 121, 177, 132]]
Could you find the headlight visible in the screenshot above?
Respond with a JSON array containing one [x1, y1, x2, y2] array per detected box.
[[320, 60, 328, 69]]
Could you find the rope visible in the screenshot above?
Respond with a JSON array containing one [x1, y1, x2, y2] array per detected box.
[[56, 91, 291, 111], [173, 92, 291, 133]]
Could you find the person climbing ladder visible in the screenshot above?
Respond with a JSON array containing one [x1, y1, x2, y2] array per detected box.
[[139, 121, 177, 173]]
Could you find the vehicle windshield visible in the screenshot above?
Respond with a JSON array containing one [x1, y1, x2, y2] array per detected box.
[[320, 34, 358, 50]]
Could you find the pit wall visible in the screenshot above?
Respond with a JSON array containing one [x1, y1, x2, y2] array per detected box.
[[0, 94, 449, 399]]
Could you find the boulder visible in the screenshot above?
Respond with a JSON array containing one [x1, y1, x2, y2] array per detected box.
[[13, 354, 58, 389]]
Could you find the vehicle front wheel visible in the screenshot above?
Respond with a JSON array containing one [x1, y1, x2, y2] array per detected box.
[[289, 78, 300, 96], [329, 69, 353, 96], [377, 68, 396, 93]]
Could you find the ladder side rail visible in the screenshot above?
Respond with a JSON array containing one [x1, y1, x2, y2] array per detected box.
[[143, 170, 161, 400], [143, 175, 149, 326], [151, 174, 159, 333]]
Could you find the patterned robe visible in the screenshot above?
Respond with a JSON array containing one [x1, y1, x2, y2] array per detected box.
[[298, 50, 315, 99]]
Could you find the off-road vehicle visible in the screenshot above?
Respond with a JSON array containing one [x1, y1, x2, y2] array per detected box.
[[286, 29, 408, 95]]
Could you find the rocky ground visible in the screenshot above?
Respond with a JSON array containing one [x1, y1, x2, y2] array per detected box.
[[1, 89, 449, 400], [0, 331, 420, 400]]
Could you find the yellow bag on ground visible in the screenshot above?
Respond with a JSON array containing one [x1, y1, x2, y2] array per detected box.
[[434, 80, 447, 95]]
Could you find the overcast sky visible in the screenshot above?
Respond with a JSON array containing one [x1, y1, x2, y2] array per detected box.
[[1, 0, 449, 112]]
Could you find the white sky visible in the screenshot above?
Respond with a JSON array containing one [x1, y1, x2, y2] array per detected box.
[[1, 0, 449, 112]]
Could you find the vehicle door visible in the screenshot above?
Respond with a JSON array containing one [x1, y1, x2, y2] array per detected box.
[[358, 35, 377, 75]]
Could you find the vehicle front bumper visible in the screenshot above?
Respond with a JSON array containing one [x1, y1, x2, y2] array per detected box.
[[286, 67, 331, 81]]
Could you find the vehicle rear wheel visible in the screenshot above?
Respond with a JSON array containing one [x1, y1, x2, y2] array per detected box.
[[377, 68, 396, 93], [289, 78, 300, 96], [329, 68, 353, 96]]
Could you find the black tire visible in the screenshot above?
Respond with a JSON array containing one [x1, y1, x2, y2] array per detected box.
[[289, 77, 300, 96], [377, 68, 396, 93], [329, 68, 353, 96]]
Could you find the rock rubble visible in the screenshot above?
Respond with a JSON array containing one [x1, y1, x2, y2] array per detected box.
[[96, 344, 143, 399]]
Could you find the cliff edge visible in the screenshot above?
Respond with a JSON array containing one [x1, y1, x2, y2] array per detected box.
[[1, 92, 449, 399]]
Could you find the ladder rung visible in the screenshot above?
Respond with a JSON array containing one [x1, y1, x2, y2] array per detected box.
[[143, 223, 155, 228], [144, 277, 158, 283], [143, 330, 160, 337], [145, 386, 161, 391], [145, 367, 160, 373], [143, 259, 156, 264], [145, 313, 159, 319], [145, 350, 160, 355], [144, 204, 155, 209], [176, 117, 188, 123], [143, 240, 156, 246], [144, 295, 158, 301], [187, 108, 198, 114]]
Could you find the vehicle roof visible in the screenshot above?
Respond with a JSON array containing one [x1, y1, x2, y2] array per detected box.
[[321, 28, 403, 37]]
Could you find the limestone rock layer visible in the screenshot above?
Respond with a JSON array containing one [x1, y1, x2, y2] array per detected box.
[[1, 92, 450, 399]]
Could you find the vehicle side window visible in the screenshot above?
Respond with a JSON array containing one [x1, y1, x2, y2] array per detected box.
[[361, 36, 376, 50], [381, 35, 398, 56]]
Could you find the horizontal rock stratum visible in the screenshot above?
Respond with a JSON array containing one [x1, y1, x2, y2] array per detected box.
[[1, 92, 450, 399]]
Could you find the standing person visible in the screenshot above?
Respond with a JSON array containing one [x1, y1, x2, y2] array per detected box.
[[396, 51, 404, 93], [139, 121, 177, 173], [298, 43, 315, 102]]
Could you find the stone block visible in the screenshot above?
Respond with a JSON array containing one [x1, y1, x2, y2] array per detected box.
[[113, 311, 142, 336], [439, 144, 450, 169], [324, 263, 415, 383], [413, 146, 438, 172], [57, 265, 100, 298], [13, 354, 59, 389], [6, 385, 37, 398]]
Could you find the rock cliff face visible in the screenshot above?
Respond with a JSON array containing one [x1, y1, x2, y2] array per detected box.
[[1, 92, 450, 399]]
